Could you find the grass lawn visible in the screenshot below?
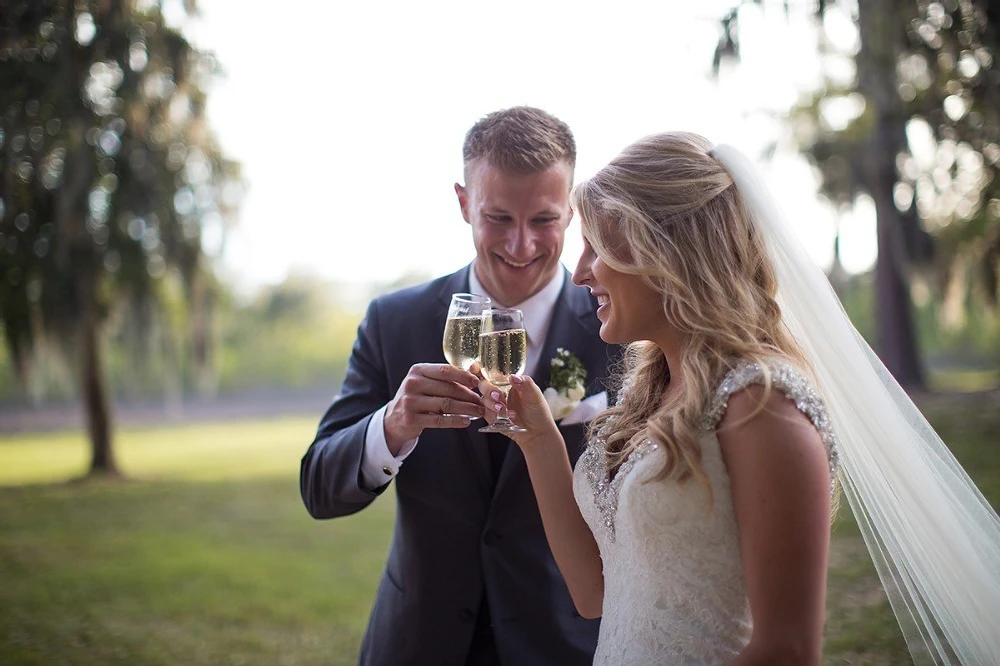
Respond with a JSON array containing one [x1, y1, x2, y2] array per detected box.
[[0, 417, 394, 666], [1, 394, 998, 665]]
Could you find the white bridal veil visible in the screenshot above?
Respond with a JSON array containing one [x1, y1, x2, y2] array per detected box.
[[712, 145, 1000, 665]]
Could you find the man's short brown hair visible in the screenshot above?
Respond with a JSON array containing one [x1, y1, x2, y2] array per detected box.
[[462, 106, 576, 179]]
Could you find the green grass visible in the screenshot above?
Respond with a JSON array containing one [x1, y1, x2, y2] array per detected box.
[[820, 391, 1000, 665], [0, 397, 997, 665], [0, 417, 394, 666]]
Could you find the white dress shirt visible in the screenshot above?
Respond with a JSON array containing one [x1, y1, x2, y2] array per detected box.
[[359, 266, 566, 489]]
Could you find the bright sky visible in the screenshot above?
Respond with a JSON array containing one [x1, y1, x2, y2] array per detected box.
[[179, 0, 877, 294]]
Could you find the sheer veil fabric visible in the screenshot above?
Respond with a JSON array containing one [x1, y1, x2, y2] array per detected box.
[[711, 145, 1000, 665]]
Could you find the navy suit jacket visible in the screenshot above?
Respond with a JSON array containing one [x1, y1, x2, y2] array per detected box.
[[300, 265, 617, 666]]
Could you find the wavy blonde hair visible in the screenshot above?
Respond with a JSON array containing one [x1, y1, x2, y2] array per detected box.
[[572, 132, 811, 488]]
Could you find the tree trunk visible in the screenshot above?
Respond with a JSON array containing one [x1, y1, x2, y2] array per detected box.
[[189, 276, 218, 398], [828, 215, 849, 294], [871, 129, 925, 388], [79, 277, 118, 477], [857, 0, 926, 389]]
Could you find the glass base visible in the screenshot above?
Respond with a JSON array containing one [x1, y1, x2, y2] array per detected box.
[[479, 418, 526, 434]]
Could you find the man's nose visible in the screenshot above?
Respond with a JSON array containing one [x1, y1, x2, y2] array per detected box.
[[505, 223, 537, 257]]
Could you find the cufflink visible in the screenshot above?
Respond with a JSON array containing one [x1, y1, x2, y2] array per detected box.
[[382, 466, 393, 476]]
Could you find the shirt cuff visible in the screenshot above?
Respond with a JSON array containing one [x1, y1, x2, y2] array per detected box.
[[361, 405, 419, 489]]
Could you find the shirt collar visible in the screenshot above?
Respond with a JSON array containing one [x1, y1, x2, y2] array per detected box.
[[468, 267, 565, 346]]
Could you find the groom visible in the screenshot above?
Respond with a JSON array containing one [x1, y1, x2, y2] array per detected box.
[[300, 106, 615, 666]]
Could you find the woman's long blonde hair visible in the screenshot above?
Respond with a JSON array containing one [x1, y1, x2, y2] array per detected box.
[[572, 132, 810, 486]]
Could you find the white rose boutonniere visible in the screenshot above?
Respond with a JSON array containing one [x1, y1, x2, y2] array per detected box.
[[543, 348, 588, 421]]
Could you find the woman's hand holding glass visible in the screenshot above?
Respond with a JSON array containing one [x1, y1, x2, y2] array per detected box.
[[477, 372, 561, 449], [476, 308, 528, 434]]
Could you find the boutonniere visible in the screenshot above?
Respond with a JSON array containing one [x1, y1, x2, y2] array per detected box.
[[543, 348, 588, 420]]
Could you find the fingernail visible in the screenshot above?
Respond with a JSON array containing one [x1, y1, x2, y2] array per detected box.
[[508, 411, 517, 419], [494, 402, 503, 412], [511, 375, 523, 384], [490, 391, 500, 400]]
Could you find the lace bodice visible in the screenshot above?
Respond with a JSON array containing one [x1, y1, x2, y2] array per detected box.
[[573, 359, 839, 665]]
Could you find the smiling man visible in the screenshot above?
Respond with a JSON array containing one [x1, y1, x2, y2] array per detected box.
[[300, 107, 616, 666], [457, 123, 573, 309]]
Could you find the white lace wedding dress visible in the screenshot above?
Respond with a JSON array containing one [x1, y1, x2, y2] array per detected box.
[[573, 359, 839, 665]]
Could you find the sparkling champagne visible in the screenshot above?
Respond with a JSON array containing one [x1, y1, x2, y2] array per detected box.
[[478, 329, 527, 390], [443, 316, 482, 370]]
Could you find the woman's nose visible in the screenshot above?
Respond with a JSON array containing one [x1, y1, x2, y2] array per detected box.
[[572, 254, 591, 287]]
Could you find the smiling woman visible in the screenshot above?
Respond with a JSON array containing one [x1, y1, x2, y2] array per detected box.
[[572, 236, 665, 346]]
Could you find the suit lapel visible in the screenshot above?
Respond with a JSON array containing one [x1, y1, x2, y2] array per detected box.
[[489, 271, 603, 512], [437, 267, 494, 502]]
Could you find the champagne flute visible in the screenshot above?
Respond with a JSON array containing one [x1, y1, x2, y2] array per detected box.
[[442, 293, 490, 419], [478, 308, 527, 434], [443, 293, 491, 371]]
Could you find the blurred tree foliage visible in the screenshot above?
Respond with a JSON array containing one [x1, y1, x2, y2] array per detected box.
[[0, 0, 242, 475], [716, 0, 1000, 388], [0, 271, 367, 407], [213, 273, 363, 396]]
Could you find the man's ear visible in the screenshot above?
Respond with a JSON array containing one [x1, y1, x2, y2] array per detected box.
[[455, 182, 471, 224]]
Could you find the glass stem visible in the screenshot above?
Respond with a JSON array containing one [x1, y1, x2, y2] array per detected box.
[[497, 384, 512, 423]]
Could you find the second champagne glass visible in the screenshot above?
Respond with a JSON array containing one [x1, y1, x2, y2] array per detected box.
[[478, 308, 527, 434]]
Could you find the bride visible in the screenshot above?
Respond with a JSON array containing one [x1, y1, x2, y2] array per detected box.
[[477, 132, 1000, 665]]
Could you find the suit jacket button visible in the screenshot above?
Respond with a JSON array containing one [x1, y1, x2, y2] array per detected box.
[[382, 466, 393, 476], [460, 608, 475, 622]]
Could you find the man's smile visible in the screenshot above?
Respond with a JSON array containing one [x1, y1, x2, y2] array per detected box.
[[496, 253, 543, 270]]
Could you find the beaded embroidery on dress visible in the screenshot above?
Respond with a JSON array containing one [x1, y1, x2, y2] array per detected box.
[[573, 358, 839, 665]]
